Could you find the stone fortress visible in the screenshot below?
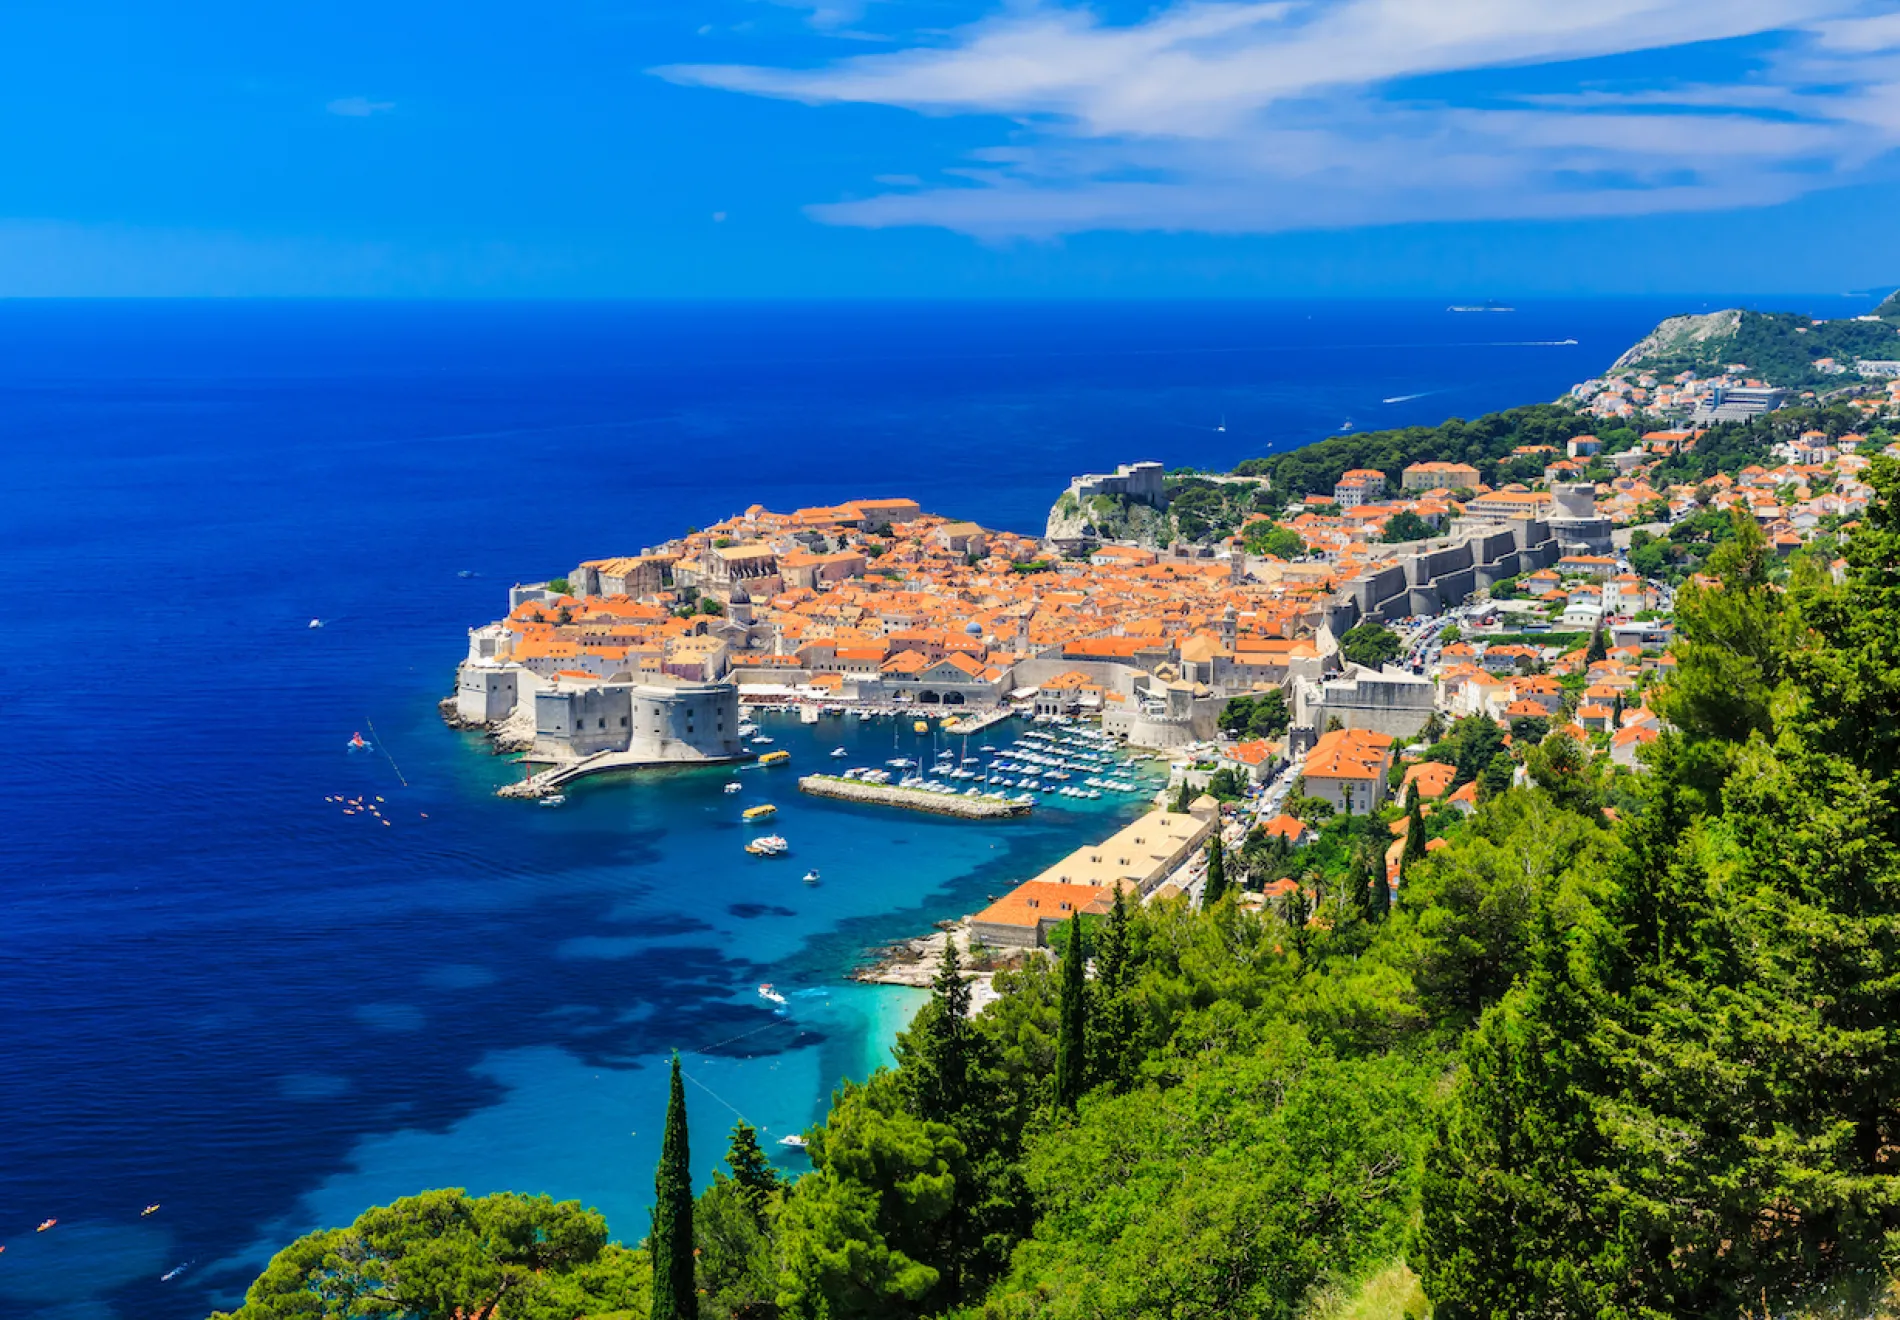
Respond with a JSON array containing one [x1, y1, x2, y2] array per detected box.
[[1318, 482, 1612, 638]]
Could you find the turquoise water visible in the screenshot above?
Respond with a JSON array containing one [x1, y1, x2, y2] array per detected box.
[[0, 297, 1692, 1318], [225, 708, 1153, 1275]]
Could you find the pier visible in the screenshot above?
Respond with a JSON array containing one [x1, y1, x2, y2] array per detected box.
[[940, 708, 1016, 736], [797, 774, 1031, 818], [499, 749, 749, 798]]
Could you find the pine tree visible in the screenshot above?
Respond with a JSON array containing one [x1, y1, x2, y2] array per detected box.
[[722, 1120, 780, 1212], [1404, 795, 1428, 865], [898, 938, 977, 1126], [1201, 835, 1228, 908], [1054, 910, 1089, 1110], [650, 1053, 698, 1320]]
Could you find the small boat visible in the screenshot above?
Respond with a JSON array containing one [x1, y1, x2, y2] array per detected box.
[[802, 869, 820, 884], [759, 750, 791, 767], [758, 983, 787, 1005], [829, 747, 849, 758], [538, 794, 567, 808], [746, 834, 789, 857], [799, 706, 820, 724], [37, 1219, 56, 1232], [752, 735, 775, 745], [308, 618, 324, 629], [743, 804, 778, 821], [778, 1134, 808, 1150], [724, 781, 743, 793], [161, 1262, 192, 1282], [142, 1204, 160, 1216], [913, 720, 929, 733], [348, 732, 369, 750]]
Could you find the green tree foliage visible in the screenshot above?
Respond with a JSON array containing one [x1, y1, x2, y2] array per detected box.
[[1382, 509, 1436, 543], [1339, 621, 1403, 669], [1430, 715, 1507, 788], [979, 1026, 1431, 1320], [1088, 886, 1139, 1095], [1403, 796, 1427, 865], [1218, 689, 1289, 738], [211, 1189, 647, 1320], [1233, 404, 1615, 498], [1584, 621, 1606, 663], [1243, 521, 1306, 559], [723, 1120, 782, 1211], [1202, 835, 1228, 908], [1171, 779, 1192, 813], [776, 1074, 962, 1319], [1417, 457, 1900, 1317], [1054, 911, 1089, 1110], [652, 1054, 698, 1320]]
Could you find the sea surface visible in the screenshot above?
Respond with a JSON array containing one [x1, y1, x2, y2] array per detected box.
[[0, 296, 1829, 1318]]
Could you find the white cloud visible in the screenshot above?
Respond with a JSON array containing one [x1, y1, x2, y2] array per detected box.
[[326, 96, 395, 118], [656, 0, 1900, 237]]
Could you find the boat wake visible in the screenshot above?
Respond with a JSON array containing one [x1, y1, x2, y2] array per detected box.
[[1382, 391, 1435, 404]]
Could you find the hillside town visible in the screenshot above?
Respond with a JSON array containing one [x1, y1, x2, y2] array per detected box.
[[448, 381, 1898, 959]]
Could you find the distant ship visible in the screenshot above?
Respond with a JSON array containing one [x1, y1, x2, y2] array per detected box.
[[1447, 301, 1515, 313]]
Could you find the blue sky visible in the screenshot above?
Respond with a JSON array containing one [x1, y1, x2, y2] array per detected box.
[[3, 0, 1898, 296]]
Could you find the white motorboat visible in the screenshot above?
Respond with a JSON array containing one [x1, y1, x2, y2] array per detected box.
[[539, 794, 567, 808], [778, 1134, 808, 1150], [830, 747, 849, 758], [802, 869, 820, 884], [724, 782, 742, 794], [758, 983, 787, 1005]]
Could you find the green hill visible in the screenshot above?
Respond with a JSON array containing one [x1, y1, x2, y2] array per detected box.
[[1610, 294, 1900, 389]]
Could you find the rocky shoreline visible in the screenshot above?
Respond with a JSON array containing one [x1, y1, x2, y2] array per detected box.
[[438, 696, 534, 753], [852, 922, 1034, 1017]]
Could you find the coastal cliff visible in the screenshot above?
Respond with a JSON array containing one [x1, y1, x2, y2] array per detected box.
[[1609, 309, 1744, 371], [1044, 489, 1172, 546]]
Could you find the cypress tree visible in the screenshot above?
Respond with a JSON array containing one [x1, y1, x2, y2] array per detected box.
[[1090, 886, 1136, 1093], [1404, 795, 1428, 865], [1586, 622, 1607, 664], [1368, 853, 1392, 922], [1171, 778, 1192, 813], [650, 1052, 697, 1320], [1054, 909, 1089, 1110], [1202, 835, 1228, 908]]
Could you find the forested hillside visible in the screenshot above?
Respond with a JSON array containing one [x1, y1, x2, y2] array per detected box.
[[217, 460, 1900, 1320], [1237, 404, 1636, 499]]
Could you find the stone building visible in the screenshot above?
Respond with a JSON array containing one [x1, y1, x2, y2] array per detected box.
[[531, 674, 744, 763]]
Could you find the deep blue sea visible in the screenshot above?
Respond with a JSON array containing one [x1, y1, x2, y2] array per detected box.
[[0, 297, 1822, 1318]]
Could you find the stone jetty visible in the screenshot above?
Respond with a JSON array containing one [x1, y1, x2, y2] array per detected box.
[[797, 775, 1031, 818]]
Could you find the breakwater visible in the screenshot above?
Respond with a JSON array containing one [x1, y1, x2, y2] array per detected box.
[[797, 775, 1031, 818]]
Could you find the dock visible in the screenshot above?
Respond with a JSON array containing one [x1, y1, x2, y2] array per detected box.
[[940, 708, 1016, 736], [797, 775, 1031, 819]]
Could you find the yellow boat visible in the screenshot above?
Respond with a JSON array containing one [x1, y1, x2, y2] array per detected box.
[[743, 804, 778, 820], [914, 720, 929, 733], [759, 749, 791, 766]]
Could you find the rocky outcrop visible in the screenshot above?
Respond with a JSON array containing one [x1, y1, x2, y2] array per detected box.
[[1610, 308, 1742, 371], [1044, 491, 1172, 547]]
